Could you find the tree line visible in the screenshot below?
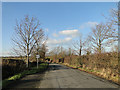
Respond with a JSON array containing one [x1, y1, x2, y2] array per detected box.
[[49, 8, 118, 63]]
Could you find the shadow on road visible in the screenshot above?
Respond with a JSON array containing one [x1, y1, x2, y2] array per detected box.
[[5, 69, 47, 88], [5, 63, 67, 88], [48, 63, 69, 71]]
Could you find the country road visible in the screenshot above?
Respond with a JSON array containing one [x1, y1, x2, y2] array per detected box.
[[7, 63, 119, 88]]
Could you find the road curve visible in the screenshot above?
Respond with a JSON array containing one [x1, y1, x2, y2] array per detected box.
[[7, 63, 119, 88]]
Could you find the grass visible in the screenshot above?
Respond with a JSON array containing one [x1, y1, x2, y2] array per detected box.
[[1, 62, 48, 88]]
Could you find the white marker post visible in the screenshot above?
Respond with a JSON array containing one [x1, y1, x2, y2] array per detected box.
[[36, 55, 40, 68]]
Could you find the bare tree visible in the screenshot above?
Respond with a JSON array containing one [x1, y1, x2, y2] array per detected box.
[[72, 34, 88, 66], [89, 23, 113, 53], [103, 8, 118, 42], [72, 34, 86, 56], [83, 36, 92, 55], [68, 48, 72, 65], [12, 15, 44, 68]]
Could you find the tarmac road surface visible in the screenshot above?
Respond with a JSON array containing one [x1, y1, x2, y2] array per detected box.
[[7, 63, 119, 88]]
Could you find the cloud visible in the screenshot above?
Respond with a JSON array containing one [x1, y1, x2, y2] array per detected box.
[[79, 21, 98, 29], [64, 37, 72, 41], [59, 29, 79, 37], [47, 37, 72, 45], [46, 37, 72, 51]]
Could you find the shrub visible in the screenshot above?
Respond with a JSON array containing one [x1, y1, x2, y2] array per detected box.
[[2, 59, 26, 79]]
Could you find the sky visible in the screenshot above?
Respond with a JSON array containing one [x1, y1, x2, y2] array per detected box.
[[1, 2, 118, 56]]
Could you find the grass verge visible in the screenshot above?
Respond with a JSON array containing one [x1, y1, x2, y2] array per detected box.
[[2, 62, 49, 88]]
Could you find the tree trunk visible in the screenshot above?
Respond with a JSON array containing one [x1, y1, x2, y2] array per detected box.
[[99, 39, 101, 54], [26, 54, 29, 68], [79, 48, 82, 56], [26, 44, 29, 68]]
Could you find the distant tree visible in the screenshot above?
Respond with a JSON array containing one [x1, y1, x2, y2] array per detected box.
[[72, 34, 89, 66], [83, 36, 92, 55], [72, 34, 86, 56], [12, 15, 44, 68], [49, 46, 60, 62], [59, 46, 63, 58], [68, 48, 72, 65]]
